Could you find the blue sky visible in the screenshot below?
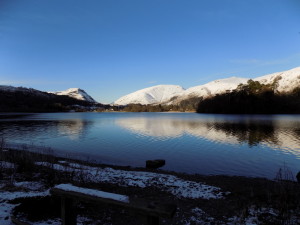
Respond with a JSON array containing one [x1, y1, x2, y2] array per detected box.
[[1, 0, 300, 103]]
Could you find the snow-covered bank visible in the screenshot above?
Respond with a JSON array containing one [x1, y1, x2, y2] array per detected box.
[[1, 148, 300, 224], [36, 161, 226, 199], [0, 184, 49, 225]]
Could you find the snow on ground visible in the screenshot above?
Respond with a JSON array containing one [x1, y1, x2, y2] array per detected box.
[[181, 207, 215, 225], [54, 184, 130, 203], [0, 185, 49, 225], [0, 161, 15, 169], [14, 181, 45, 191], [227, 206, 278, 225], [29, 219, 61, 225], [0, 189, 49, 201], [36, 161, 226, 199], [181, 206, 291, 225]]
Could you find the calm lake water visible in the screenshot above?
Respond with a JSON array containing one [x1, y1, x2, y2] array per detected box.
[[1, 112, 300, 178]]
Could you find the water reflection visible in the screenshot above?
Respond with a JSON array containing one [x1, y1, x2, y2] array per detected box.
[[115, 118, 185, 138], [116, 115, 300, 152], [1, 113, 300, 178], [57, 119, 91, 140], [0, 119, 93, 142]]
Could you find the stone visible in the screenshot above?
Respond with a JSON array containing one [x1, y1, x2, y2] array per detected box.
[[146, 160, 165, 169]]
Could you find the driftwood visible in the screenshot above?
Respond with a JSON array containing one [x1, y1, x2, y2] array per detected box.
[[51, 184, 176, 225]]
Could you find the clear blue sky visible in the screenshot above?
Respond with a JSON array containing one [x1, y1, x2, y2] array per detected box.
[[1, 0, 300, 103]]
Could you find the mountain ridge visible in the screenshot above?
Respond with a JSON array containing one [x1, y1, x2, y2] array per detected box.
[[114, 66, 300, 105], [49, 88, 97, 103], [114, 85, 185, 105]]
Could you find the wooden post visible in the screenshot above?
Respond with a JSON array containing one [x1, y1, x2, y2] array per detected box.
[[61, 197, 76, 225], [147, 215, 160, 225]]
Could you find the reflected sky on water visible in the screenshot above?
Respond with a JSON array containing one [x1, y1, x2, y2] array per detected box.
[[1, 112, 300, 178]]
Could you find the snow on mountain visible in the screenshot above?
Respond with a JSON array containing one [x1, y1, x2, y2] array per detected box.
[[50, 88, 97, 103], [171, 77, 249, 103], [255, 67, 300, 93], [113, 77, 250, 106], [114, 85, 185, 105], [113, 66, 300, 105]]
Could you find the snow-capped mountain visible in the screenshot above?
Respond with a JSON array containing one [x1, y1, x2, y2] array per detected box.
[[255, 67, 300, 93], [114, 85, 185, 105], [114, 66, 300, 105], [170, 77, 249, 104], [50, 88, 97, 103]]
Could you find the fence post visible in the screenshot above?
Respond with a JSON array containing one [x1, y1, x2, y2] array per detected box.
[[61, 197, 76, 225]]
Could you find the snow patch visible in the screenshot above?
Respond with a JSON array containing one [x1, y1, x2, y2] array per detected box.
[[0, 186, 49, 225], [54, 184, 129, 203], [0, 161, 15, 169], [36, 162, 226, 199]]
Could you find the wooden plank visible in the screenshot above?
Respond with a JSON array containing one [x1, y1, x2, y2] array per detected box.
[[51, 187, 176, 218]]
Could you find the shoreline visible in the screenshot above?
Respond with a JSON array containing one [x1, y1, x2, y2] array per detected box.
[[1, 148, 300, 224]]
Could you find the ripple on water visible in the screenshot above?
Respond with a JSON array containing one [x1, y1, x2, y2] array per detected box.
[[1, 113, 300, 178]]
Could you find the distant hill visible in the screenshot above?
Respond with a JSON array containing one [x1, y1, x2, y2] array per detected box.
[[114, 85, 185, 105], [0, 86, 100, 112], [49, 88, 97, 103]]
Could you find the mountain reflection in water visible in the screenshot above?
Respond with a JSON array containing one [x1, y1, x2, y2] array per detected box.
[[116, 116, 300, 154], [1, 113, 300, 178]]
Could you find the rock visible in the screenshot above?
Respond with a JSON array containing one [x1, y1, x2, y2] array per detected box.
[[146, 159, 165, 169]]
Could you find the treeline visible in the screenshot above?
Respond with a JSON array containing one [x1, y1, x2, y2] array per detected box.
[[0, 88, 103, 112], [122, 97, 201, 112], [197, 80, 300, 114]]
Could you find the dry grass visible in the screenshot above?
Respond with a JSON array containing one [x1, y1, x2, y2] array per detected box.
[[1, 147, 300, 224]]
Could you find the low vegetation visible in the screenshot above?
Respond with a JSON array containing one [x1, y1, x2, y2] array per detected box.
[[122, 97, 201, 112]]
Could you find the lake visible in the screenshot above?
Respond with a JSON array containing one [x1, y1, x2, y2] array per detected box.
[[1, 112, 300, 179]]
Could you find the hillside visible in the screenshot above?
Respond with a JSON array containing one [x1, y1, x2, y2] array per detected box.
[[170, 77, 249, 104], [114, 85, 185, 105], [114, 67, 300, 106], [0, 86, 99, 112], [255, 66, 300, 93], [49, 88, 97, 103], [196, 79, 300, 114]]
